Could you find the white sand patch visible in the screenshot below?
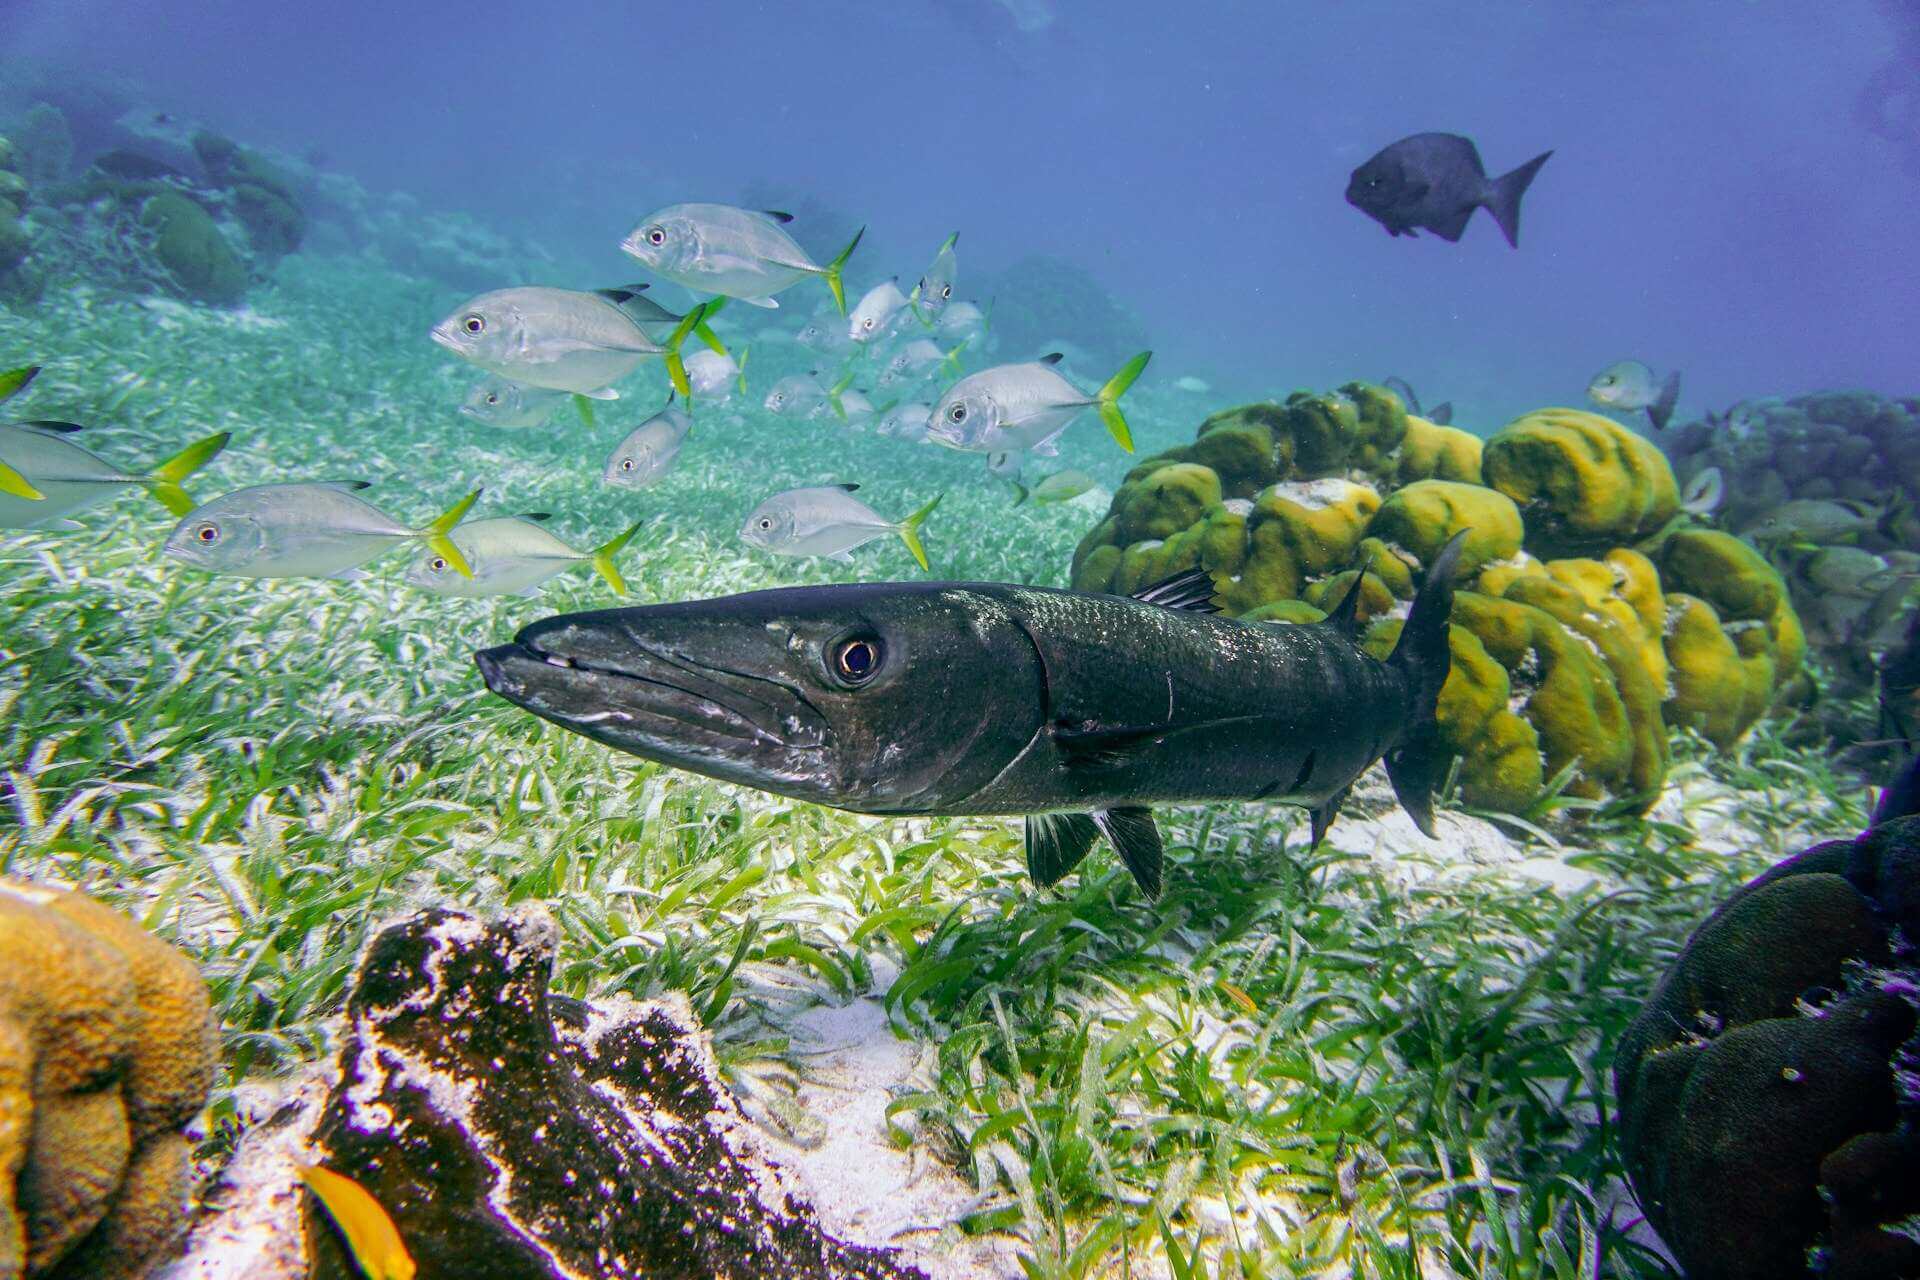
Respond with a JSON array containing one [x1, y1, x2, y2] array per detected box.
[[768, 956, 1026, 1279]]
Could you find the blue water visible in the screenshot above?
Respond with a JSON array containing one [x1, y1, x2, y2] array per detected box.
[[5, 0, 1914, 424]]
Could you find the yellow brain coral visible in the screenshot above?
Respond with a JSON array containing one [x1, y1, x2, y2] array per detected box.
[[1369, 479, 1524, 581], [0, 880, 214, 1280], [1395, 416, 1485, 485], [1482, 408, 1680, 551]]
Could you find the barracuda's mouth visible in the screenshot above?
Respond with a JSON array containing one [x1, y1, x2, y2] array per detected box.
[[474, 619, 833, 795]]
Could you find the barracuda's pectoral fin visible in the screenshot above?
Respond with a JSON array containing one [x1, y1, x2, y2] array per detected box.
[[1025, 808, 1164, 899], [1092, 806, 1163, 899], [1026, 812, 1099, 887], [1131, 567, 1221, 613], [1309, 782, 1353, 846]]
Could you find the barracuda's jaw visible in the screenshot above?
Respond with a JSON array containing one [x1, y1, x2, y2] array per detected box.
[[474, 618, 840, 803]]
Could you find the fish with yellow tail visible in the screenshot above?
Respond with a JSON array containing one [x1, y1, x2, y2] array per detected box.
[[926, 350, 1151, 455]]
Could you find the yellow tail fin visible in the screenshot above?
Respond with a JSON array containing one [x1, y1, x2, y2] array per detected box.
[[421, 487, 481, 579], [146, 432, 230, 516], [1093, 351, 1151, 453], [587, 520, 644, 596], [0, 461, 44, 501], [896, 493, 942, 573], [297, 1165, 417, 1280], [822, 226, 865, 315]]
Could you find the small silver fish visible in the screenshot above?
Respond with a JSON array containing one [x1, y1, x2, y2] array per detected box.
[[430, 287, 707, 399], [1012, 469, 1097, 506], [764, 374, 828, 419], [926, 351, 1151, 455], [405, 515, 639, 598], [877, 338, 967, 389], [164, 483, 479, 580], [987, 450, 1025, 479], [936, 300, 989, 347], [604, 405, 694, 489], [795, 311, 855, 354], [0, 422, 228, 529], [684, 348, 747, 402], [1588, 360, 1682, 431], [1680, 466, 1724, 517], [621, 203, 864, 313], [910, 232, 959, 323], [740, 484, 940, 572], [875, 401, 932, 442], [848, 279, 912, 345], [826, 373, 876, 427], [460, 378, 569, 428]]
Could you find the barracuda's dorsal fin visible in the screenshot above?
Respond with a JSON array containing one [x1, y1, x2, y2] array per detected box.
[[1093, 807, 1163, 898], [1026, 812, 1098, 886], [1323, 573, 1367, 636], [1131, 567, 1220, 613]]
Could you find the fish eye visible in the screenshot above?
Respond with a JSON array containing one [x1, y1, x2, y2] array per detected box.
[[194, 522, 220, 544], [429, 556, 448, 573], [862, 317, 874, 330], [647, 226, 666, 246], [772, 393, 784, 405], [757, 517, 774, 531], [463, 314, 485, 334], [485, 392, 500, 404], [940, 285, 952, 298], [831, 636, 883, 685], [949, 404, 967, 423], [620, 458, 635, 471]]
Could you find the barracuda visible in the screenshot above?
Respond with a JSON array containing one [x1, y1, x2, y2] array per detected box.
[[475, 535, 1465, 898]]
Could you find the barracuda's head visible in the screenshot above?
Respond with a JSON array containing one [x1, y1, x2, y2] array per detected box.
[[474, 584, 1046, 814]]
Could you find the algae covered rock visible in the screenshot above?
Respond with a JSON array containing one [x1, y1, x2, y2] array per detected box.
[[1615, 822, 1920, 1280], [0, 878, 216, 1280], [178, 906, 919, 1280], [140, 191, 247, 306], [1482, 407, 1680, 552], [1395, 415, 1484, 485]]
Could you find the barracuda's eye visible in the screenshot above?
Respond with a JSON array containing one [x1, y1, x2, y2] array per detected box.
[[463, 314, 485, 334], [832, 636, 882, 685], [194, 522, 219, 544]]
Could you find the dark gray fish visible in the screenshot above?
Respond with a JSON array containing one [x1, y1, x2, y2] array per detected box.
[[474, 536, 1465, 899], [1347, 133, 1552, 247], [1382, 377, 1453, 425]]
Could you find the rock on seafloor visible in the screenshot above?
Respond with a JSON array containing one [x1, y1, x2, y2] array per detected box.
[[158, 906, 923, 1280], [1614, 816, 1920, 1280]]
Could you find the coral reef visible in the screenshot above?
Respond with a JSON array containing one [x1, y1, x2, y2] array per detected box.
[[1665, 391, 1920, 672], [139, 191, 248, 306], [1614, 818, 1920, 1280], [162, 907, 921, 1280], [0, 878, 216, 1280], [0, 134, 42, 304], [1069, 392, 1804, 811]]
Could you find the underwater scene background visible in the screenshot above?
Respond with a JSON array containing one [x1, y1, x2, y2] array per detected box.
[[1, 2, 1918, 1278]]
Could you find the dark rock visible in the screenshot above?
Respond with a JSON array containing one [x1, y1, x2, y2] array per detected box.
[[303, 907, 921, 1280], [139, 192, 247, 307], [1615, 819, 1920, 1280]]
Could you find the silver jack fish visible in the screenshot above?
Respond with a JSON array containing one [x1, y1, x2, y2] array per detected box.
[[603, 403, 694, 490], [0, 365, 46, 501], [0, 418, 228, 530], [460, 377, 569, 429], [927, 351, 1151, 455], [406, 515, 640, 599], [430, 287, 709, 400], [164, 483, 480, 580], [740, 484, 940, 572], [621, 203, 865, 314], [475, 535, 1465, 898], [1588, 360, 1682, 432], [909, 232, 959, 324], [848, 279, 912, 345]]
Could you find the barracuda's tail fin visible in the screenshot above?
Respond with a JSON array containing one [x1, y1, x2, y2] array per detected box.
[[1382, 530, 1466, 837]]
